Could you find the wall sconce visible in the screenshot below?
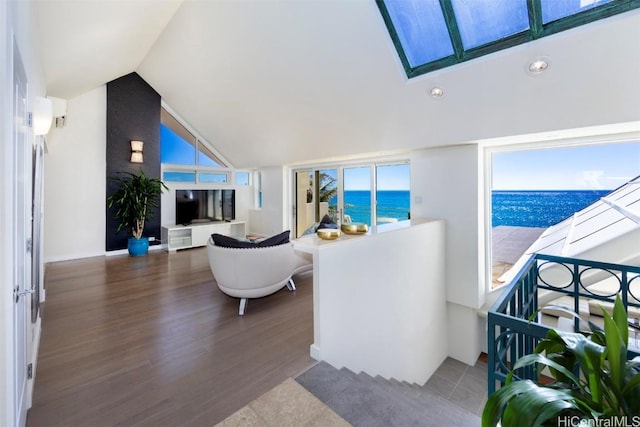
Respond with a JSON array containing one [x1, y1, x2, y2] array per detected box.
[[130, 140, 144, 163]]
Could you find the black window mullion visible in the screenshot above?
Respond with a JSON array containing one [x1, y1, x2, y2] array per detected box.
[[527, 0, 543, 39], [439, 0, 465, 61]]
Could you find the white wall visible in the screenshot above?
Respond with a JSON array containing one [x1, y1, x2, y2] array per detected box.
[[44, 86, 106, 262], [411, 145, 484, 308], [248, 166, 289, 236], [234, 186, 253, 225], [410, 145, 485, 364], [311, 220, 447, 384]]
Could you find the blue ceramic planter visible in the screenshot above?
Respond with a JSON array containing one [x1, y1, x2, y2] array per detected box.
[[128, 237, 149, 257]]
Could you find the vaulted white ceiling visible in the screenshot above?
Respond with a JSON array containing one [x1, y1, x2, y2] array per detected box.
[[35, 1, 640, 169]]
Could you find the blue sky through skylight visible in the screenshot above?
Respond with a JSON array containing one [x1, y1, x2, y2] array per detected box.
[[379, 0, 635, 77], [541, 0, 614, 24], [384, 0, 454, 67], [451, 0, 529, 49]]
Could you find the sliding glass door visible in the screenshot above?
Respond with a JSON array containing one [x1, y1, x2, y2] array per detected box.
[[294, 169, 338, 237], [343, 166, 372, 225], [375, 164, 410, 225], [293, 162, 409, 236], [294, 171, 314, 237]]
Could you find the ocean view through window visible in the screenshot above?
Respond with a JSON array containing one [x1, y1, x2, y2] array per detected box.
[[324, 190, 410, 225], [293, 162, 409, 236], [492, 189, 608, 228], [490, 141, 640, 289]]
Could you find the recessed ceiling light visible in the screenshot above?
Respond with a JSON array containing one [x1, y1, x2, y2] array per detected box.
[[429, 87, 444, 99], [527, 57, 550, 75]]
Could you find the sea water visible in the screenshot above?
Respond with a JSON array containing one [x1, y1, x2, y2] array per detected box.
[[327, 190, 608, 228], [492, 190, 609, 228], [329, 190, 410, 225]]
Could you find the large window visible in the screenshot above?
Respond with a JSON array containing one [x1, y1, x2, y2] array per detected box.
[[343, 166, 372, 225], [293, 161, 410, 237], [161, 107, 231, 184], [377, 0, 640, 78], [488, 140, 640, 290], [376, 164, 410, 225]]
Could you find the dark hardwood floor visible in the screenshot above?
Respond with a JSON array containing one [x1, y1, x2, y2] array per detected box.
[[27, 247, 315, 427]]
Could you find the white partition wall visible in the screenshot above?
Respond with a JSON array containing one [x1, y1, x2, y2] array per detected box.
[[410, 145, 485, 365], [294, 219, 446, 384]]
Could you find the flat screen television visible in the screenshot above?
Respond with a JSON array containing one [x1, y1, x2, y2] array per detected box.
[[175, 189, 235, 225]]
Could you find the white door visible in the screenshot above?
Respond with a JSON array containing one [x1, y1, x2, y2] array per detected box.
[[13, 43, 32, 427]]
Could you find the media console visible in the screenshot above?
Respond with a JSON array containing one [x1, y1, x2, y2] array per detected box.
[[162, 221, 246, 252]]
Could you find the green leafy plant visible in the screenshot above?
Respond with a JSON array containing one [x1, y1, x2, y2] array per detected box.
[[107, 170, 168, 239], [483, 295, 640, 426]]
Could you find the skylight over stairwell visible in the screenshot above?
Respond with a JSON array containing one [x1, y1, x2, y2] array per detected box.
[[382, 0, 454, 68], [451, 0, 530, 50], [377, 0, 639, 78]]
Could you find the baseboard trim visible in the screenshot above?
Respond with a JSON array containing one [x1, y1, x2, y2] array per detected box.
[[310, 344, 320, 361]]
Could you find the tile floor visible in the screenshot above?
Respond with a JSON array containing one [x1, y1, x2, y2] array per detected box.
[[214, 378, 348, 426], [423, 357, 488, 416]]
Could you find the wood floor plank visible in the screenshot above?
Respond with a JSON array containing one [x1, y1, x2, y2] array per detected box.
[[28, 247, 315, 426]]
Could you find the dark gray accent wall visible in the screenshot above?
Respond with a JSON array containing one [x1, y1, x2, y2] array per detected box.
[[106, 72, 161, 251]]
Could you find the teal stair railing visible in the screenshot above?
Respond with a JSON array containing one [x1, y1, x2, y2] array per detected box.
[[487, 253, 640, 395]]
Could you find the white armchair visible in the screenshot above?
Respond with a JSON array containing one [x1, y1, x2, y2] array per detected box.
[[207, 237, 312, 315]]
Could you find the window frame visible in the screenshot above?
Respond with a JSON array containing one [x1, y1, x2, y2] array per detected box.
[[377, 0, 640, 79], [291, 157, 411, 235], [160, 103, 230, 169], [161, 164, 232, 185], [482, 131, 640, 296], [160, 103, 257, 189], [236, 171, 251, 186]]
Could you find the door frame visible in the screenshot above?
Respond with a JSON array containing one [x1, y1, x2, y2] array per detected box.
[[12, 36, 33, 427], [2, 33, 40, 427], [0, 23, 16, 427]]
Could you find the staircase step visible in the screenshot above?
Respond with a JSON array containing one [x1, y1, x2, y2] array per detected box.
[[387, 377, 421, 399], [296, 361, 481, 427], [338, 366, 358, 380], [295, 361, 355, 404]]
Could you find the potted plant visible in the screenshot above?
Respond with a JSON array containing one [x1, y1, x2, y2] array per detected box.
[[107, 170, 168, 256], [482, 295, 640, 427]]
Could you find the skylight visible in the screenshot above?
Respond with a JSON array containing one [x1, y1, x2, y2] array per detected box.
[[377, 0, 640, 78]]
